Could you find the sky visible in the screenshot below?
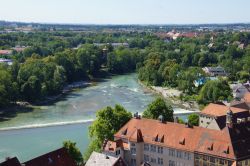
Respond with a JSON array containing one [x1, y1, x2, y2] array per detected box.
[[0, 0, 250, 24]]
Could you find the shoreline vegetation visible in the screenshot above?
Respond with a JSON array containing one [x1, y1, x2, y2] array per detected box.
[[138, 80, 199, 111]]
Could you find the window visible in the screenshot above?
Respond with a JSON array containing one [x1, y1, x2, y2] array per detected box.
[[151, 157, 156, 163], [116, 150, 120, 156], [144, 154, 149, 162], [150, 145, 156, 152], [158, 158, 163, 165], [144, 144, 149, 151], [131, 147, 136, 155], [169, 148, 175, 157], [158, 146, 163, 154], [169, 160, 176, 166], [176, 150, 182, 158], [131, 143, 136, 146], [184, 152, 191, 160], [131, 159, 136, 166]]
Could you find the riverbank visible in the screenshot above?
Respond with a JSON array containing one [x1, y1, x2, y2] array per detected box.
[[138, 80, 199, 111]]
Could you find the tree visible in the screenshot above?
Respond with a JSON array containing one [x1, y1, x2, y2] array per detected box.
[[0, 67, 18, 107], [85, 105, 132, 160], [188, 114, 199, 126], [142, 97, 174, 122], [197, 79, 232, 104], [63, 141, 83, 165], [177, 67, 205, 94]]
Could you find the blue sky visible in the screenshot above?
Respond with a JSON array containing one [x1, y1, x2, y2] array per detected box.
[[0, 0, 249, 24]]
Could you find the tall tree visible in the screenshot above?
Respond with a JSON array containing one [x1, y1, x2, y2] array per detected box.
[[142, 97, 174, 122], [63, 141, 83, 165], [85, 105, 132, 160]]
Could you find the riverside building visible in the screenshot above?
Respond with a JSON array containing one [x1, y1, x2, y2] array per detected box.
[[102, 107, 250, 166]]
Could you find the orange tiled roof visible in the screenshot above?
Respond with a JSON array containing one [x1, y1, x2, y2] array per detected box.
[[200, 103, 248, 117], [114, 118, 236, 160], [0, 50, 12, 55], [244, 92, 250, 103]]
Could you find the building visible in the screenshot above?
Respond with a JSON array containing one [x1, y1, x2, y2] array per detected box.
[[103, 115, 250, 166], [85, 151, 126, 166], [0, 157, 22, 166], [230, 83, 250, 100], [23, 147, 77, 166], [0, 58, 13, 65], [202, 66, 228, 77], [199, 103, 250, 130], [93, 43, 129, 48], [0, 50, 12, 55]]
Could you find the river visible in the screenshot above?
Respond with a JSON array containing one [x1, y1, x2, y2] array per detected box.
[[0, 74, 194, 162]]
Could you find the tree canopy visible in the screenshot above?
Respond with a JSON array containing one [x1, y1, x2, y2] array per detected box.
[[188, 114, 199, 126], [142, 97, 174, 122], [84, 104, 132, 160], [197, 79, 232, 104], [63, 140, 84, 165]]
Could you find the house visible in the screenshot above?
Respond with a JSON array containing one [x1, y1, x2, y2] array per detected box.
[[0, 157, 22, 166], [103, 114, 250, 166], [0, 50, 12, 55], [202, 66, 228, 77], [0, 58, 13, 65], [12, 46, 29, 52], [85, 151, 126, 166], [199, 103, 250, 130], [23, 147, 77, 166], [93, 43, 129, 48], [230, 83, 250, 100], [243, 92, 250, 108]]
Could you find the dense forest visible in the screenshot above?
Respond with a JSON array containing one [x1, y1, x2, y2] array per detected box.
[[0, 30, 250, 107]]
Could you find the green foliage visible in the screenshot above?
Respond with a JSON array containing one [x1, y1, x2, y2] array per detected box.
[[85, 105, 132, 160], [0, 66, 19, 107], [63, 140, 84, 165], [17, 58, 66, 102], [142, 97, 174, 122], [107, 48, 143, 74], [188, 114, 199, 126], [197, 79, 232, 104]]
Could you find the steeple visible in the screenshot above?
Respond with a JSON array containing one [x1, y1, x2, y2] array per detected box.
[[226, 108, 233, 128]]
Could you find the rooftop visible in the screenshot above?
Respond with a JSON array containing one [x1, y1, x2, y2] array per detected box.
[[23, 147, 76, 166], [112, 118, 250, 160], [200, 103, 248, 117], [0, 157, 21, 166], [85, 151, 126, 166]]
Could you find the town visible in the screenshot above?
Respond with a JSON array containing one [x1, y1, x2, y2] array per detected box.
[[1, 1, 250, 166]]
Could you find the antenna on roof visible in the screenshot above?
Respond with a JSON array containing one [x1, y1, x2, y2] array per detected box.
[[158, 115, 164, 123]]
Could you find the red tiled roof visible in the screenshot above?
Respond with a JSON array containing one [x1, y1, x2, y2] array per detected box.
[[201, 103, 248, 117], [24, 147, 77, 166], [244, 92, 250, 103], [0, 50, 12, 55], [114, 118, 237, 160], [0, 157, 21, 166]]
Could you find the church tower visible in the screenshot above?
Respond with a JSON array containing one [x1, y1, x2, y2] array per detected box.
[[226, 108, 233, 128]]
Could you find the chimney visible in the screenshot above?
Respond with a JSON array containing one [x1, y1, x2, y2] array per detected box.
[[174, 117, 179, 123], [134, 112, 140, 119], [226, 108, 234, 128], [158, 115, 164, 123]]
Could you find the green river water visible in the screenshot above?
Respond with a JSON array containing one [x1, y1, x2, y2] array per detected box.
[[0, 74, 193, 162]]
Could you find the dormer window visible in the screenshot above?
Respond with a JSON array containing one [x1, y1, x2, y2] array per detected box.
[[121, 128, 128, 135], [223, 146, 229, 154], [179, 138, 185, 145], [207, 143, 213, 151]]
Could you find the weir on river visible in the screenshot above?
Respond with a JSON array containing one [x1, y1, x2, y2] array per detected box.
[[0, 74, 198, 162]]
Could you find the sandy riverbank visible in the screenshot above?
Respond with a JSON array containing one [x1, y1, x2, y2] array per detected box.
[[139, 81, 199, 110], [151, 86, 199, 110]]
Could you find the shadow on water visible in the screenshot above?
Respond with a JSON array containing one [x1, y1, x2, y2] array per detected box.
[[0, 105, 34, 122], [0, 73, 136, 122]]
